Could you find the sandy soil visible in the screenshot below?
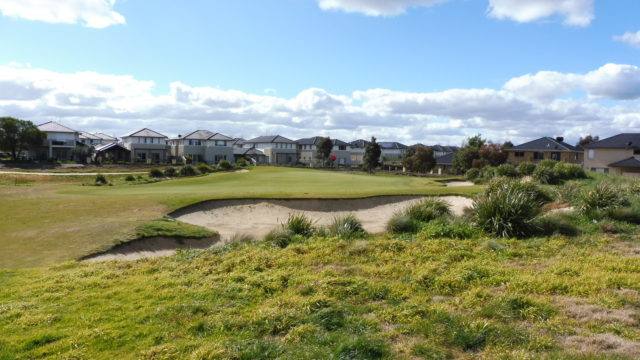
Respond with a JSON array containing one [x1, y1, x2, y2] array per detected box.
[[173, 196, 473, 241], [82, 236, 219, 262], [444, 181, 475, 187]]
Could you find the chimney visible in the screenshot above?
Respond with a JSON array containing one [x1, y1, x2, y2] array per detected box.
[[178, 134, 182, 138], [555, 136, 564, 143]]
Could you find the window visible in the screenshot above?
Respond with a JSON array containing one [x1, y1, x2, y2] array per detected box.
[[339, 145, 346, 150], [533, 152, 544, 160], [634, 149, 640, 155], [215, 140, 226, 146], [588, 149, 595, 160], [514, 152, 525, 158], [189, 140, 202, 146], [551, 152, 561, 161]]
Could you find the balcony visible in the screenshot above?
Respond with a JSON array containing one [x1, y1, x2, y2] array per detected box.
[[49, 140, 76, 147]]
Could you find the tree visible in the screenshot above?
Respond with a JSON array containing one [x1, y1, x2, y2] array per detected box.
[[0, 117, 46, 161], [316, 137, 333, 167], [473, 142, 508, 168], [502, 141, 514, 149], [402, 145, 435, 173], [363, 136, 381, 173], [577, 135, 599, 148], [452, 135, 507, 173]]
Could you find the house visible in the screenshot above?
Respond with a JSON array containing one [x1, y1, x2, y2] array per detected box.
[[296, 137, 352, 166], [434, 152, 456, 175], [379, 142, 408, 165], [505, 137, 583, 165], [168, 130, 234, 164], [94, 142, 130, 163], [349, 139, 369, 166], [34, 121, 81, 161], [121, 128, 169, 163], [583, 133, 640, 177], [79, 132, 102, 146], [93, 133, 118, 145], [431, 145, 460, 158], [244, 135, 297, 165]]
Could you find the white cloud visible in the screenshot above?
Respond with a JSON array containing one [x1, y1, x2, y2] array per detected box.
[[487, 0, 594, 26], [0, 0, 125, 28], [614, 30, 640, 49], [0, 63, 638, 145], [317, 0, 450, 16]]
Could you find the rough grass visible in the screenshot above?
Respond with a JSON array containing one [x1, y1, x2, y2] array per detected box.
[[135, 218, 218, 239], [0, 233, 638, 359], [0, 167, 480, 267]]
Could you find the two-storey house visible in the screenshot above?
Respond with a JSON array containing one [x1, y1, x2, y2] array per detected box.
[[121, 128, 169, 163], [169, 130, 234, 164], [244, 135, 297, 165], [35, 121, 81, 161], [583, 134, 640, 177]]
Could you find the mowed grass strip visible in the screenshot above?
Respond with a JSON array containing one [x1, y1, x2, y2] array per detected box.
[[0, 167, 480, 267]]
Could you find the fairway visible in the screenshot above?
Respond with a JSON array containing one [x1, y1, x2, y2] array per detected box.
[[0, 167, 479, 267]]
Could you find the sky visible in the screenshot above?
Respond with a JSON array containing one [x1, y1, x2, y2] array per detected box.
[[0, 0, 639, 146]]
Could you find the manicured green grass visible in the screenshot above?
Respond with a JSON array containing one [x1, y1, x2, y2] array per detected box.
[[0, 167, 480, 267], [0, 233, 638, 359]]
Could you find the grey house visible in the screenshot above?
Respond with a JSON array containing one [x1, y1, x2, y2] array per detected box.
[[122, 128, 169, 163], [583, 134, 640, 177], [34, 121, 81, 161], [297, 137, 352, 166], [379, 142, 408, 165], [244, 135, 297, 165], [169, 130, 234, 164]]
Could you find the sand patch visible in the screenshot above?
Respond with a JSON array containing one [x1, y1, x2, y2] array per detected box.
[[172, 196, 473, 241], [564, 334, 640, 357], [444, 181, 475, 187], [82, 236, 219, 262]]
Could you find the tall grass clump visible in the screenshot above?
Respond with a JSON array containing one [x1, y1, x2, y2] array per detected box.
[[473, 178, 549, 238], [552, 180, 582, 204], [517, 162, 536, 176], [124, 174, 136, 181], [577, 183, 627, 217], [386, 211, 420, 234], [284, 213, 314, 236], [405, 198, 451, 222], [532, 165, 559, 185], [149, 168, 164, 178], [179, 165, 199, 177], [94, 174, 108, 185], [326, 215, 366, 239], [265, 227, 295, 248]]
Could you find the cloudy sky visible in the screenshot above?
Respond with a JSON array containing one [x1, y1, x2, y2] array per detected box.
[[0, 0, 639, 145]]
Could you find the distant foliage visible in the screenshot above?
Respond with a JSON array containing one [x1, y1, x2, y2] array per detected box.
[[517, 162, 536, 176], [495, 164, 517, 178], [179, 165, 199, 176], [124, 175, 136, 182], [197, 163, 213, 174], [149, 168, 164, 178], [363, 137, 381, 173], [532, 165, 559, 185], [465, 168, 481, 181], [94, 174, 108, 185], [402, 145, 436, 173], [164, 167, 177, 177], [316, 137, 334, 166], [236, 158, 248, 167], [218, 159, 233, 170]]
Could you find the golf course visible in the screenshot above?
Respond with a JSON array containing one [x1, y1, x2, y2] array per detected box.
[[1, 166, 639, 359]]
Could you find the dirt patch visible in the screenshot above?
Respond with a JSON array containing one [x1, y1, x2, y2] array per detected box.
[[172, 196, 473, 241], [558, 297, 638, 326], [564, 334, 640, 357], [82, 236, 220, 262], [444, 181, 475, 187]]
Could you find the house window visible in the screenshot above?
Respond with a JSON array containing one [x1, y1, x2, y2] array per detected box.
[[588, 149, 595, 160], [215, 140, 226, 146], [634, 149, 640, 155], [514, 152, 525, 158], [339, 145, 346, 150], [550, 152, 561, 161], [533, 152, 544, 160]]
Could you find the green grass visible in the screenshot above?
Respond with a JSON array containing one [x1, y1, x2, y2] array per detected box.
[[0, 167, 480, 267], [135, 218, 218, 239]]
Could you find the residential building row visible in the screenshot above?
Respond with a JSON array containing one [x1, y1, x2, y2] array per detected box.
[[30, 121, 640, 177]]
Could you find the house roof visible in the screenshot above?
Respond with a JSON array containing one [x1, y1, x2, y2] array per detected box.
[[510, 137, 581, 152], [95, 142, 130, 153], [124, 128, 167, 138], [379, 141, 408, 150], [296, 136, 322, 145], [609, 156, 640, 168], [584, 133, 640, 149], [181, 130, 215, 140], [79, 131, 100, 140], [431, 145, 460, 153], [350, 139, 370, 149], [93, 133, 118, 141], [37, 121, 78, 133], [246, 135, 295, 144], [332, 139, 350, 147], [208, 133, 234, 141], [436, 152, 455, 165], [233, 147, 265, 156]]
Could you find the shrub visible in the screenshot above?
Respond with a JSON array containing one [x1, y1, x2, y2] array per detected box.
[[179, 165, 200, 177], [553, 180, 582, 204], [149, 168, 164, 178], [236, 158, 248, 167], [163, 167, 177, 177], [538, 159, 558, 169], [532, 165, 559, 185], [124, 175, 136, 181], [265, 227, 295, 248], [495, 164, 518, 178], [386, 212, 420, 234], [284, 213, 314, 237], [95, 174, 108, 185], [405, 198, 451, 222], [465, 168, 481, 181], [554, 162, 586, 180], [479, 166, 496, 182], [336, 337, 390, 360], [473, 179, 548, 238], [197, 163, 213, 174], [326, 215, 366, 239], [218, 159, 233, 170], [578, 183, 626, 217], [517, 162, 536, 176]]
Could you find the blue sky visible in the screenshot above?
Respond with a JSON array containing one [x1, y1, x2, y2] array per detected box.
[[0, 0, 639, 144]]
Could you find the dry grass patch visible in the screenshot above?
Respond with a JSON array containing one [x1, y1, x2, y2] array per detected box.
[[564, 334, 640, 357], [558, 297, 638, 326]]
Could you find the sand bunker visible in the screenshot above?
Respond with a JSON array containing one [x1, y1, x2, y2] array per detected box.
[[82, 236, 219, 262], [172, 196, 473, 241], [445, 181, 475, 187]]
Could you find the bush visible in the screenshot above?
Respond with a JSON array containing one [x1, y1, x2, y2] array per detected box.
[[495, 164, 518, 178], [554, 162, 586, 180], [124, 175, 136, 182], [465, 168, 481, 181], [236, 158, 248, 167], [218, 159, 233, 170], [197, 163, 213, 174], [265, 227, 295, 248], [538, 159, 558, 169], [336, 337, 390, 360], [164, 167, 177, 177], [532, 165, 559, 185], [578, 183, 626, 217], [284, 213, 314, 237], [553, 181, 582, 204], [326, 215, 366, 239], [148, 168, 164, 178], [405, 198, 451, 222], [517, 162, 536, 176], [479, 166, 496, 182], [386, 212, 420, 234], [473, 179, 548, 238], [179, 165, 200, 177], [95, 174, 108, 185]]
